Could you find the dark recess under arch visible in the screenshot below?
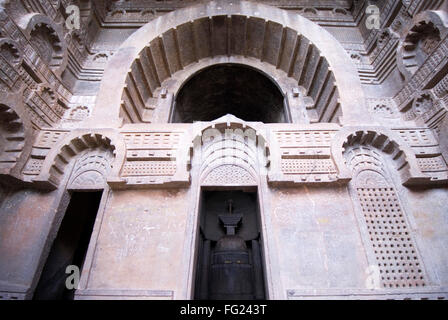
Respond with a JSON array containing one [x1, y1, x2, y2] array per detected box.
[[172, 64, 286, 123]]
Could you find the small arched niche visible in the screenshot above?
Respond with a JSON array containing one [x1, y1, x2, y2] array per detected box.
[[171, 64, 287, 123]]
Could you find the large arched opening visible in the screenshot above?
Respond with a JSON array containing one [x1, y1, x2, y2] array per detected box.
[[171, 64, 287, 123], [90, 0, 369, 127]]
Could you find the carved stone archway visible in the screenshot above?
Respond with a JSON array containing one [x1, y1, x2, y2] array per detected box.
[[17, 13, 68, 76], [0, 104, 27, 179], [34, 131, 126, 189], [90, 0, 369, 128], [149, 57, 299, 124], [190, 114, 270, 188], [397, 10, 448, 80], [333, 127, 429, 186], [67, 148, 114, 191]]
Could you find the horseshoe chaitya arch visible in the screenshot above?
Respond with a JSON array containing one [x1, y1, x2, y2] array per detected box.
[[332, 128, 429, 186], [33, 131, 126, 189], [90, 0, 370, 127]]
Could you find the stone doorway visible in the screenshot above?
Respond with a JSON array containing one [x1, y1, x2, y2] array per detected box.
[[194, 190, 266, 300], [33, 191, 103, 300]]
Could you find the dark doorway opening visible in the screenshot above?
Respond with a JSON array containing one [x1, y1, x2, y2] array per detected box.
[[194, 190, 266, 300], [172, 64, 287, 123], [33, 191, 103, 300]]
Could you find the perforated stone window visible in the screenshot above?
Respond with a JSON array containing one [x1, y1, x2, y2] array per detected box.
[[123, 161, 177, 176], [357, 186, 426, 289], [275, 131, 335, 147], [417, 156, 448, 172], [123, 132, 181, 148], [281, 159, 336, 174], [345, 145, 429, 290], [23, 158, 44, 175]]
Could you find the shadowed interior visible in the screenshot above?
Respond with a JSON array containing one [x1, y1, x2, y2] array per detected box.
[[172, 64, 286, 123]]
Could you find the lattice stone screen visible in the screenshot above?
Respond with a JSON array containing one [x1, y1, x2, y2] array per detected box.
[[346, 145, 428, 289], [356, 185, 426, 288]]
